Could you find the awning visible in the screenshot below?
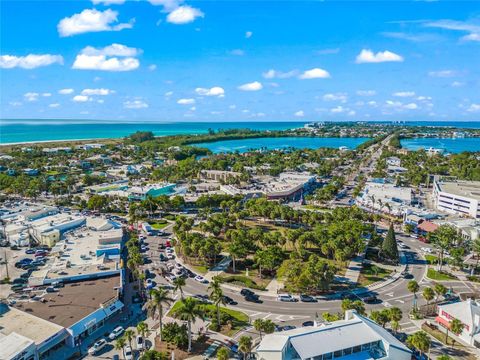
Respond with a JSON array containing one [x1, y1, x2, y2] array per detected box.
[[435, 316, 451, 329]]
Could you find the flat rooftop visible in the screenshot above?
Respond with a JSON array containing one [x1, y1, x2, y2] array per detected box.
[[0, 303, 64, 345], [437, 180, 480, 201], [12, 276, 120, 328]]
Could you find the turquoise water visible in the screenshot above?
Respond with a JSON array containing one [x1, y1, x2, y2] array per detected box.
[[400, 138, 480, 153], [190, 137, 371, 153]]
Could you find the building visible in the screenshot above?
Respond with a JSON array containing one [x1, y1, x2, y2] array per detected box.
[[128, 183, 176, 200], [436, 299, 480, 348], [433, 178, 480, 219], [256, 310, 411, 360], [0, 304, 68, 360], [357, 182, 414, 216], [200, 170, 242, 182]]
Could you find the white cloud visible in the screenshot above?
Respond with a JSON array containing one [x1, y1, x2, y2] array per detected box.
[[416, 96, 432, 101], [367, 101, 378, 107], [0, 54, 63, 69], [124, 100, 148, 109], [49, 103, 61, 108], [81, 88, 114, 96], [424, 19, 480, 42], [393, 91, 415, 97], [72, 44, 140, 72], [148, 0, 183, 11], [355, 49, 404, 63], [9, 101, 22, 107], [245, 31, 253, 38], [294, 110, 305, 117], [404, 103, 418, 110], [238, 81, 263, 91], [167, 6, 203, 24], [330, 106, 347, 113], [177, 98, 195, 105], [195, 86, 225, 97], [356, 90, 376, 96], [42, 93, 52, 97], [323, 93, 348, 102], [467, 104, 480, 112], [229, 104, 236, 110], [92, 0, 126, 4], [428, 70, 458, 78], [24, 92, 39, 102], [164, 91, 173, 97], [59, 88, 74, 95], [229, 49, 245, 56], [73, 95, 91, 102], [451, 81, 465, 88], [58, 9, 133, 37], [262, 69, 298, 79], [148, 64, 157, 71], [97, 99, 105, 104], [299, 68, 330, 79]]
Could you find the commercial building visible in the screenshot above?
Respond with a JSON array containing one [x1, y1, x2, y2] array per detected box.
[[436, 299, 480, 348], [200, 170, 242, 182], [433, 178, 480, 219], [128, 183, 177, 200], [357, 182, 414, 217], [256, 310, 411, 360]]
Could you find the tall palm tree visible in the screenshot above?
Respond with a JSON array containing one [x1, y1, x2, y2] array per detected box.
[[407, 280, 419, 311], [147, 288, 173, 340], [176, 297, 204, 352], [124, 329, 135, 351], [238, 336, 253, 360], [114, 337, 126, 359], [208, 276, 225, 327], [136, 321, 149, 340], [173, 277, 186, 300]]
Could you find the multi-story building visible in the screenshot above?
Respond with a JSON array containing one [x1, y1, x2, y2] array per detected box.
[[256, 310, 411, 360], [433, 177, 480, 219]]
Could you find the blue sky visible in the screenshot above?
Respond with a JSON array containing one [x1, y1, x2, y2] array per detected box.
[[1, 0, 479, 122]]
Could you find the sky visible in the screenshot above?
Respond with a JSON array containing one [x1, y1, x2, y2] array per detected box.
[[1, 0, 480, 122]]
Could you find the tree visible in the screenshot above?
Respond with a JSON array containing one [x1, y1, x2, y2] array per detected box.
[[208, 276, 225, 329], [216, 347, 230, 360], [430, 225, 461, 271], [253, 319, 275, 340], [369, 310, 390, 328], [173, 277, 186, 300], [407, 280, 419, 310], [407, 331, 430, 358], [381, 223, 399, 263], [423, 287, 434, 306], [115, 337, 127, 359], [140, 350, 169, 360], [175, 297, 204, 352], [148, 289, 173, 340], [433, 283, 447, 304], [449, 318, 465, 348], [124, 329, 135, 351], [137, 321, 149, 341], [388, 307, 402, 334], [341, 299, 365, 316], [437, 355, 453, 360], [238, 336, 252, 360]]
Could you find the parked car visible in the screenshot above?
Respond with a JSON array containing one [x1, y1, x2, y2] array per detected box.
[[280, 325, 296, 331], [46, 286, 57, 293], [88, 339, 107, 355], [277, 294, 298, 302], [223, 296, 237, 305], [108, 326, 125, 340], [124, 345, 133, 360], [245, 294, 262, 303], [136, 335, 144, 351], [25, 249, 35, 254], [300, 294, 317, 303], [402, 273, 414, 279], [194, 275, 208, 284], [145, 278, 154, 289], [302, 321, 314, 327], [12, 278, 28, 284], [159, 254, 168, 262], [240, 289, 254, 297]]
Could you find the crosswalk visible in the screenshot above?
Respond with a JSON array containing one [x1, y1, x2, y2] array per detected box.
[[242, 309, 310, 322]]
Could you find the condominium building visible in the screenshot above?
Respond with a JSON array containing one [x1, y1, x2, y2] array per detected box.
[[433, 178, 480, 219], [256, 310, 411, 360]]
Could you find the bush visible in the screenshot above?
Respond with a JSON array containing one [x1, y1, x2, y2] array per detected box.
[[218, 275, 266, 290], [161, 322, 188, 348]]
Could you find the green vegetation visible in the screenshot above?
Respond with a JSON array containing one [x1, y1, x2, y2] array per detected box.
[[381, 223, 399, 263], [426, 268, 457, 281], [150, 221, 169, 230], [358, 264, 392, 286]]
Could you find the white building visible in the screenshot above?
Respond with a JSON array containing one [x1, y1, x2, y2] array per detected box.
[[436, 299, 480, 348], [386, 157, 401, 167], [433, 178, 480, 219], [256, 310, 411, 360], [357, 182, 413, 217]]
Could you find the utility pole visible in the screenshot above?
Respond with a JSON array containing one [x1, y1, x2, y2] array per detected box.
[[4, 250, 9, 279]]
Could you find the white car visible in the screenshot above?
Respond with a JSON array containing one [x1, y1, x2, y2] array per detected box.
[[194, 275, 208, 283], [124, 345, 133, 360], [88, 339, 107, 355], [166, 274, 177, 282], [136, 335, 144, 351], [108, 326, 125, 340], [277, 294, 298, 302], [175, 263, 183, 269], [166, 248, 174, 254], [167, 253, 175, 260]]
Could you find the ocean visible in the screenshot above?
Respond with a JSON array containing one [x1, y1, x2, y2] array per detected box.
[[1, 120, 480, 145]]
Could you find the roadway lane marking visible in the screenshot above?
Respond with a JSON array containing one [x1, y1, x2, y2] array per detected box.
[[385, 292, 394, 297], [383, 301, 392, 307], [395, 299, 405, 304]]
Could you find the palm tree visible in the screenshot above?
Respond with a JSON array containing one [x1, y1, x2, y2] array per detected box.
[[238, 336, 252, 360], [434, 283, 447, 303], [137, 321, 149, 341], [253, 319, 265, 340], [208, 276, 225, 327], [449, 318, 465, 348], [176, 297, 204, 352], [407, 331, 430, 359], [423, 287, 434, 308], [407, 280, 419, 311], [147, 288, 173, 340], [114, 337, 127, 359], [124, 329, 135, 351], [173, 277, 186, 300]]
